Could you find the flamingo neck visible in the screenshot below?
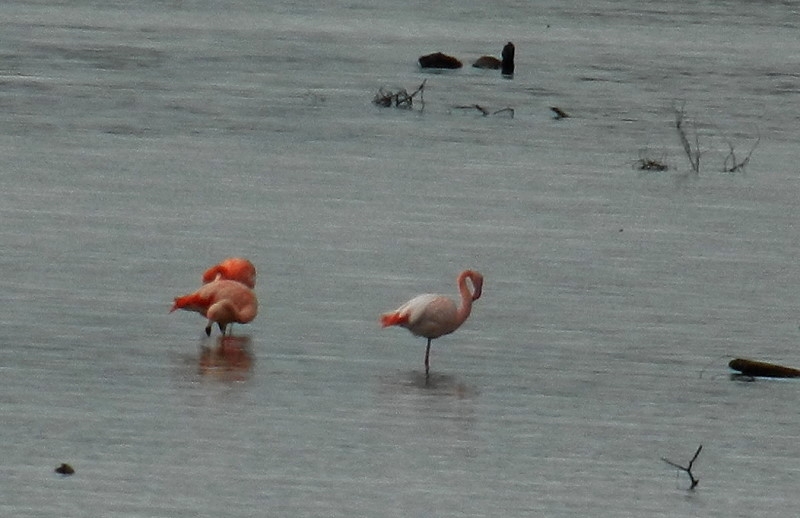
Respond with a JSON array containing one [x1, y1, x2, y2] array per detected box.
[[456, 271, 478, 324]]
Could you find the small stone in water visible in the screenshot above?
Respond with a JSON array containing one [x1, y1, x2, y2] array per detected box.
[[55, 463, 75, 475]]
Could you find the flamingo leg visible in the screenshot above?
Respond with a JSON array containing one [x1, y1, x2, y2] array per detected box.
[[424, 338, 432, 381]]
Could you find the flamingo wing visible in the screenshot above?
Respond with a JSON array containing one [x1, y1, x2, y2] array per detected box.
[[202, 258, 256, 288], [383, 294, 458, 339]]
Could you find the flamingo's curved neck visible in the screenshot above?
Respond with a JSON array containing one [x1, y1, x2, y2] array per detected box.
[[456, 270, 482, 324]]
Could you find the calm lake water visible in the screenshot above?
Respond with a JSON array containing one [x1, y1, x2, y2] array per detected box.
[[3, 0, 800, 516]]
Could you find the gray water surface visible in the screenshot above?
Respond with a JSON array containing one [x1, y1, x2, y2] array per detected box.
[[2, 1, 800, 516]]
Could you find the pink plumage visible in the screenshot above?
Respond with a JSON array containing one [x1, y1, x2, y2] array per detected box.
[[202, 257, 257, 289], [171, 279, 258, 336], [381, 270, 483, 379]]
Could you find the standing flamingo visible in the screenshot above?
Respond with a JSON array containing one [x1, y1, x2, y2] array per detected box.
[[171, 279, 258, 336], [202, 257, 256, 289], [380, 269, 484, 379]]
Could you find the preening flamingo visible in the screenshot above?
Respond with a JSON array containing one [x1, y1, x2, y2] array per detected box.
[[380, 269, 483, 378], [171, 279, 258, 336], [202, 257, 257, 289]]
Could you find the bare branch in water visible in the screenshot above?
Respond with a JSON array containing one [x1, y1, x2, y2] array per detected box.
[[675, 104, 701, 174], [373, 80, 426, 110], [455, 105, 514, 118], [662, 445, 702, 489], [723, 131, 760, 173]]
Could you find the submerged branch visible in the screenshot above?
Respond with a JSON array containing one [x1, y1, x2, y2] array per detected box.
[[373, 80, 426, 110]]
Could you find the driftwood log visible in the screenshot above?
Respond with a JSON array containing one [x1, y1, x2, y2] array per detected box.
[[728, 358, 800, 378]]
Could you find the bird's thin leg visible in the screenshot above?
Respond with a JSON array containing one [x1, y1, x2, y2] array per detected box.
[[205, 321, 213, 337], [424, 338, 431, 383]]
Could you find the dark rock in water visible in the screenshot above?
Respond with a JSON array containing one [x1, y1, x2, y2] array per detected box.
[[501, 42, 515, 76], [418, 52, 462, 69], [473, 42, 515, 76], [472, 56, 501, 70], [55, 463, 75, 475], [728, 358, 800, 378]]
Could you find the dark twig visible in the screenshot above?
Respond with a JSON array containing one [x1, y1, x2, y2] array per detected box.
[[454, 105, 514, 118], [492, 107, 515, 118], [675, 105, 701, 174], [373, 80, 426, 110], [662, 445, 702, 489], [456, 104, 489, 115], [723, 132, 760, 173]]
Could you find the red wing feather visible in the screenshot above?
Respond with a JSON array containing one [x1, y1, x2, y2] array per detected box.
[[380, 312, 409, 328]]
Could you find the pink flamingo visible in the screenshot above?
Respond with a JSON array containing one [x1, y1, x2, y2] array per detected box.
[[380, 269, 483, 378], [171, 279, 258, 336], [202, 257, 256, 289]]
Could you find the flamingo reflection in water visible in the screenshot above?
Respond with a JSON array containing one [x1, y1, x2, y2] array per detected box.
[[198, 335, 254, 380]]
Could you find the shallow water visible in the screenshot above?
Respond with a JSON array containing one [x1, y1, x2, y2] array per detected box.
[[2, 0, 800, 516]]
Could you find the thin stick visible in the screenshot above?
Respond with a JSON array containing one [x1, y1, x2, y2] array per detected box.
[[723, 134, 760, 172], [455, 104, 489, 115], [662, 445, 702, 489], [492, 107, 515, 118], [675, 105, 700, 173]]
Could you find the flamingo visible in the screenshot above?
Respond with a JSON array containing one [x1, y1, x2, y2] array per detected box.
[[380, 269, 484, 378], [202, 257, 256, 289], [171, 279, 258, 336]]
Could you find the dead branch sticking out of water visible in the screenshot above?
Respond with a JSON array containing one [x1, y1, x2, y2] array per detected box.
[[373, 80, 426, 110], [675, 105, 701, 174], [662, 445, 702, 489], [550, 106, 569, 119], [455, 104, 514, 118], [723, 133, 760, 173]]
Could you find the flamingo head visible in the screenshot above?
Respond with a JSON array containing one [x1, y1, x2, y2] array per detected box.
[[465, 270, 484, 300]]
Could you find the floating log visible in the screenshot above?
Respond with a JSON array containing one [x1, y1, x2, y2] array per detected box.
[[728, 358, 800, 378]]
